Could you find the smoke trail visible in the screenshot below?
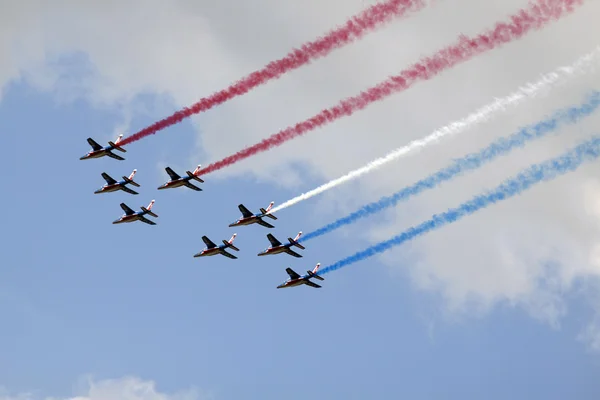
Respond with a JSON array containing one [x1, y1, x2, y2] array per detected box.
[[119, 0, 427, 146], [271, 47, 600, 213], [300, 90, 600, 241], [195, 0, 582, 175], [318, 135, 600, 276]]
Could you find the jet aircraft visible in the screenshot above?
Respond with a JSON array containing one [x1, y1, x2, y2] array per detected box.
[[193, 233, 239, 259], [95, 169, 140, 195], [277, 263, 324, 289], [112, 200, 158, 225], [80, 134, 127, 161], [157, 165, 204, 191], [257, 231, 304, 258], [229, 202, 277, 228]]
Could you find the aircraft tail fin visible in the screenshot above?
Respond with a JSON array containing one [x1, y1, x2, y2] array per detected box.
[[260, 202, 277, 220], [307, 263, 324, 280], [288, 231, 305, 249], [123, 169, 141, 187], [141, 200, 158, 217], [186, 170, 204, 183], [228, 233, 237, 244], [109, 135, 126, 153]]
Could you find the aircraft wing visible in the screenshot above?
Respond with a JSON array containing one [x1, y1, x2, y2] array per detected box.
[[266, 233, 282, 247], [202, 235, 217, 248], [256, 219, 275, 228], [120, 186, 139, 195], [284, 248, 303, 258], [120, 203, 135, 215], [220, 250, 238, 259], [285, 267, 301, 280], [165, 167, 181, 180], [238, 204, 254, 218], [304, 280, 322, 288], [138, 216, 156, 225], [107, 152, 125, 161], [87, 138, 103, 151], [183, 182, 202, 191], [101, 172, 117, 184]]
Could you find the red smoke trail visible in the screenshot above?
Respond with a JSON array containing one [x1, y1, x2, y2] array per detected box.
[[196, 0, 582, 175], [119, 0, 426, 146]]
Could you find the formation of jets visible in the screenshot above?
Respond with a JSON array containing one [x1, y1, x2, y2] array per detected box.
[[81, 135, 325, 289]]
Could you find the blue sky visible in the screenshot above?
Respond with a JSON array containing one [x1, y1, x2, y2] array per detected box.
[[2, 65, 600, 400], [2, 1, 600, 399]]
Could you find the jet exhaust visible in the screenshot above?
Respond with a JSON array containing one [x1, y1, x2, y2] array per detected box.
[[118, 0, 427, 146], [300, 89, 600, 242], [318, 135, 600, 276], [192, 0, 581, 176]]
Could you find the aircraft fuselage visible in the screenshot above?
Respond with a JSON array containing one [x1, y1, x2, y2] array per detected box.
[[95, 183, 124, 193], [258, 246, 287, 256], [80, 149, 113, 160], [158, 178, 188, 189], [229, 216, 262, 227], [113, 214, 143, 224], [277, 279, 307, 289], [197, 247, 221, 256]]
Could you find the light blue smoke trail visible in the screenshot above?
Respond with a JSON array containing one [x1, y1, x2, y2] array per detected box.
[[318, 135, 600, 275], [301, 90, 600, 242]]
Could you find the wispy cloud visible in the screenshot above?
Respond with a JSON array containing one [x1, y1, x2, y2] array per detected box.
[[1, 376, 211, 400]]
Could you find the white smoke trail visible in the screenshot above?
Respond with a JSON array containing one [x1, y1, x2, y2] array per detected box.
[[269, 46, 600, 214]]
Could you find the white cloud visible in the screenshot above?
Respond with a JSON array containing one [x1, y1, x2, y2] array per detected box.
[[579, 314, 600, 352], [0, 377, 208, 400], [3, 0, 600, 348]]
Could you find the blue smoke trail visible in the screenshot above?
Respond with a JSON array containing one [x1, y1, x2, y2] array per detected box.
[[318, 135, 600, 275], [301, 91, 600, 242]]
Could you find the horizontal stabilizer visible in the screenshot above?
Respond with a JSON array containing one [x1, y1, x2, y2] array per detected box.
[[307, 271, 325, 281], [260, 208, 277, 219], [123, 177, 141, 187], [183, 182, 202, 191], [288, 238, 305, 249], [226, 242, 240, 251], [141, 207, 158, 218], [186, 171, 204, 183], [108, 141, 127, 153]]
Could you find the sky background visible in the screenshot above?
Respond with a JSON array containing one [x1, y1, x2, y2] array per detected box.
[[1, 0, 600, 399]]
